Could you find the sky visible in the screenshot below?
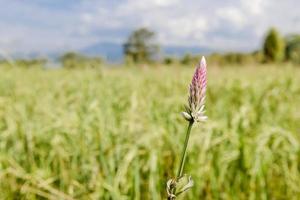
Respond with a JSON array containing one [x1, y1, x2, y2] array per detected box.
[[0, 0, 300, 57]]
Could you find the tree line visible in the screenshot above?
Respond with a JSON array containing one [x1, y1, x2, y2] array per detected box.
[[1, 27, 299, 68], [124, 27, 300, 66]]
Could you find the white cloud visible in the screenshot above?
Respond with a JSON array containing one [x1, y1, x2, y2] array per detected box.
[[241, 0, 266, 15], [152, 0, 180, 7], [0, 0, 299, 55], [216, 7, 246, 28]]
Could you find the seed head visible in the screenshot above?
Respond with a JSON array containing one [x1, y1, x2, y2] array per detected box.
[[182, 56, 207, 122]]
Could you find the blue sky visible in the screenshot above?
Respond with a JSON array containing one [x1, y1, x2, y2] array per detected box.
[[0, 0, 299, 56]]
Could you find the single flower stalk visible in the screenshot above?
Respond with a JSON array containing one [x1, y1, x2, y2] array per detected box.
[[183, 56, 207, 123], [167, 56, 207, 200]]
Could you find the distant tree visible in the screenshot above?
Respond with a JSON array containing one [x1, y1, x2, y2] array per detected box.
[[263, 28, 285, 62], [123, 28, 159, 63], [285, 34, 300, 64]]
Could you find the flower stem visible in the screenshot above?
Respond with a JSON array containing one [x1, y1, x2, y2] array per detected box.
[[168, 120, 194, 199], [176, 120, 194, 179]]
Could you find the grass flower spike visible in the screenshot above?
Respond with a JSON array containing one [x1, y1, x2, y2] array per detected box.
[[182, 56, 207, 122], [167, 56, 207, 200]]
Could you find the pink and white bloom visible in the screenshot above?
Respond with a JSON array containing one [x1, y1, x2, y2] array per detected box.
[[182, 56, 207, 122]]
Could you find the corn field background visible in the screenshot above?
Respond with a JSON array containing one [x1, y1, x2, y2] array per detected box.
[[0, 64, 300, 199]]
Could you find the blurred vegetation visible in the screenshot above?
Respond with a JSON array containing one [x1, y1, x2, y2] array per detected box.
[[59, 52, 102, 69], [0, 26, 299, 199], [162, 51, 264, 67], [121, 27, 299, 67], [163, 56, 175, 65], [180, 53, 194, 65], [263, 28, 285, 63], [0, 65, 299, 199], [285, 34, 300, 64], [123, 28, 160, 64], [207, 52, 259, 66], [0, 58, 47, 68]]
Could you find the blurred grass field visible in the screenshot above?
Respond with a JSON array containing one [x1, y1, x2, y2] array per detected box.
[[0, 64, 300, 199]]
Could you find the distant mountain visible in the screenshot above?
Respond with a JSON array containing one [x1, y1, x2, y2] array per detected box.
[[163, 45, 212, 57], [80, 42, 212, 62], [80, 42, 123, 62], [3, 42, 213, 62]]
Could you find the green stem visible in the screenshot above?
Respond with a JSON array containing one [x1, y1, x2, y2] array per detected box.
[[176, 120, 194, 179], [168, 120, 194, 200]]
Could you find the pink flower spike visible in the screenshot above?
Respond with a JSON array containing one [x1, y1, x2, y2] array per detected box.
[[182, 56, 207, 122]]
